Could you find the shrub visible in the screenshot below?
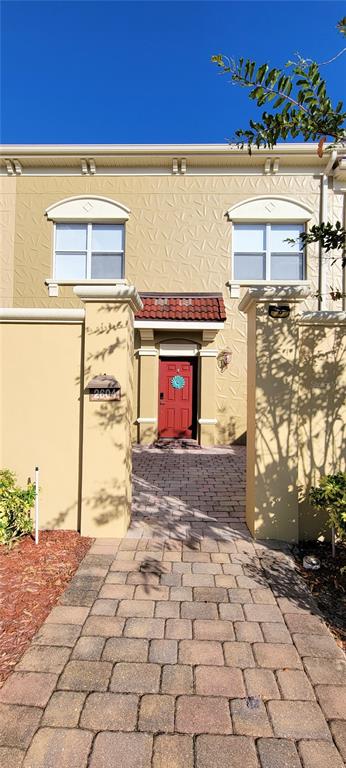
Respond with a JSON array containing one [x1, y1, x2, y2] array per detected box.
[[309, 472, 346, 554], [0, 470, 35, 547]]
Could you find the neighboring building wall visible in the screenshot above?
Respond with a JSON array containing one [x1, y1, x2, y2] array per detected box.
[[0, 320, 83, 529], [10, 172, 327, 443]]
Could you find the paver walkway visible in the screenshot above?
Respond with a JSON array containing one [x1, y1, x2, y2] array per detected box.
[[0, 448, 345, 768], [132, 445, 246, 539]]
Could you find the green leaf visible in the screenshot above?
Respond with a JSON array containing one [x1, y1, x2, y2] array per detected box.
[[256, 63, 268, 83]]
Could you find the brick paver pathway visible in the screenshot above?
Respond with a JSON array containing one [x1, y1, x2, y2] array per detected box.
[[131, 445, 246, 539], [0, 448, 345, 767]]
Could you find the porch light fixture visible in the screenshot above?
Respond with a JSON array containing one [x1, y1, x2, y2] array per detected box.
[[217, 349, 232, 372], [268, 304, 291, 319]]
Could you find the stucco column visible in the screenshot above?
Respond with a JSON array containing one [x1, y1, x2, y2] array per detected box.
[[199, 332, 218, 446], [74, 283, 142, 538], [240, 285, 310, 542], [137, 330, 158, 443]]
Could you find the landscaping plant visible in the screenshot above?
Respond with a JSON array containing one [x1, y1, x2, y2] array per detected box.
[[309, 472, 346, 557], [0, 469, 35, 547]]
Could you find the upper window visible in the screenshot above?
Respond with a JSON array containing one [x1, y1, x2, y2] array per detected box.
[[233, 223, 305, 281], [46, 196, 130, 283], [54, 223, 124, 280]]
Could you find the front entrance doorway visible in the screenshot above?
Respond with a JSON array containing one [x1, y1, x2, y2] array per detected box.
[[158, 358, 197, 439]]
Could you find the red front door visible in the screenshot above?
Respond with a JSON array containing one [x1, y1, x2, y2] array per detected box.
[[158, 359, 195, 439]]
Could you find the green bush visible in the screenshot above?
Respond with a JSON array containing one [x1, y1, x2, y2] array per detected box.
[[0, 470, 35, 547], [309, 472, 346, 541]]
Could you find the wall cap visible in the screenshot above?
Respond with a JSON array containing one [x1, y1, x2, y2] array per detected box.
[[74, 283, 143, 312], [298, 310, 346, 325], [0, 308, 85, 323], [238, 284, 311, 313]]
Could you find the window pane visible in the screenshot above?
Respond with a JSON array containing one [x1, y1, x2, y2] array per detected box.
[[91, 224, 124, 252], [271, 253, 304, 280], [270, 224, 303, 253], [55, 252, 87, 280], [233, 224, 265, 253], [56, 224, 87, 251], [234, 252, 265, 280], [91, 253, 123, 279]]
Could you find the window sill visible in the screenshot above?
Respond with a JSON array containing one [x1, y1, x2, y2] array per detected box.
[[45, 278, 127, 297], [226, 279, 310, 299]]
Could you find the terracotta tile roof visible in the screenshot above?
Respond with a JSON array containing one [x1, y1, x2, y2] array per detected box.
[[136, 293, 226, 322]]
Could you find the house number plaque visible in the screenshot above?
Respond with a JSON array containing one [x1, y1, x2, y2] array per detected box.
[[86, 374, 121, 402], [89, 388, 120, 402]]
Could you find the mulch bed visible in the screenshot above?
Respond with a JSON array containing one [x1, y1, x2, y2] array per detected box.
[[294, 540, 346, 651], [0, 530, 92, 686]]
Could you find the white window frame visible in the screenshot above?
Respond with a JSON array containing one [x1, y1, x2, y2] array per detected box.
[[53, 222, 125, 282], [231, 221, 306, 283]]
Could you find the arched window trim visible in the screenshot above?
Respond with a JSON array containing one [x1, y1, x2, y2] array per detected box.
[[46, 195, 130, 222], [45, 197, 130, 289], [227, 195, 313, 223]]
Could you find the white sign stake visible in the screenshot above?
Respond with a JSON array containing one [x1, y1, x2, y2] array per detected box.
[[35, 466, 39, 545]]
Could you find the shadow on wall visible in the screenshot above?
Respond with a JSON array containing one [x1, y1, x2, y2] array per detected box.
[[74, 305, 134, 532], [298, 324, 346, 539], [254, 311, 345, 542]]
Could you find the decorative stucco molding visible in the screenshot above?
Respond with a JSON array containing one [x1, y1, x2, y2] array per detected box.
[[137, 417, 157, 423], [199, 349, 218, 357], [298, 310, 346, 325], [239, 284, 311, 314], [0, 308, 85, 323], [227, 195, 314, 222], [159, 342, 199, 356], [198, 418, 218, 425], [137, 348, 158, 356], [73, 283, 143, 312], [46, 195, 130, 222], [134, 320, 224, 330]]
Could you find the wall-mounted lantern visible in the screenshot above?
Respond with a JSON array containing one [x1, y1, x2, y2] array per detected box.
[[217, 349, 232, 372], [268, 304, 291, 320], [86, 374, 121, 401]]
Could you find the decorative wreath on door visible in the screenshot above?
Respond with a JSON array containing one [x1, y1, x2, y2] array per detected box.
[[170, 375, 186, 390]]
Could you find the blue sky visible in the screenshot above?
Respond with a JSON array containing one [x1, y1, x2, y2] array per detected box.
[[1, 0, 345, 143]]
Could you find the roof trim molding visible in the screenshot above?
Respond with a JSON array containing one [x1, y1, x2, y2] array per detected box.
[[0, 142, 334, 157], [46, 195, 130, 222], [227, 195, 314, 222]]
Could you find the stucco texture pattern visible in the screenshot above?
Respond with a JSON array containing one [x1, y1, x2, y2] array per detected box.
[[11, 173, 331, 443], [0, 177, 16, 307]]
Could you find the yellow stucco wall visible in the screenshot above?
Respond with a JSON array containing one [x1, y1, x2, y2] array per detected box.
[[245, 293, 346, 542], [7, 172, 343, 445], [298, 321, 346, 540], [79, 298, 134, 537], [0, 321, 83, 529], [246, 302, 300, 541], [0, 177, 16, 307]]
